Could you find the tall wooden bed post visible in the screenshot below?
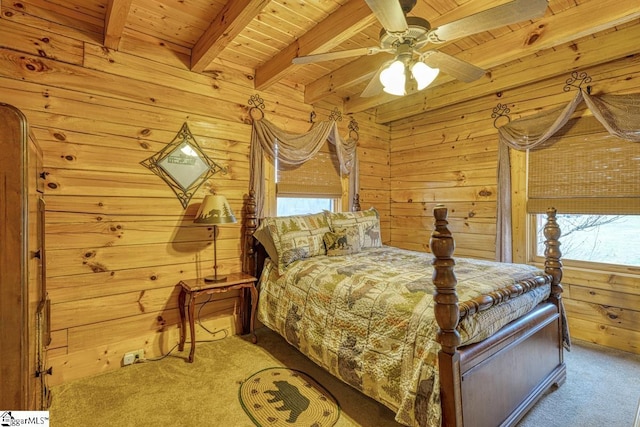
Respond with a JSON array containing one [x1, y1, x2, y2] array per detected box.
[[241, 190, 260, 334], [544, 208, 564, 320], [243, 190, 258, 278], [430, 205, 463, 426], [544, 207, 566, 364], [352, 193, 361, 212]]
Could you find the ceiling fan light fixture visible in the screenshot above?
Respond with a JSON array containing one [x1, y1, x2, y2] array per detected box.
[[293, 0, 546, 98], [380, 60, 406, 96], [411, 61, 439, 90]]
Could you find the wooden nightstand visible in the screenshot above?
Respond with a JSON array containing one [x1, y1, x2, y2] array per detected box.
[[178, 272, 258, 362]]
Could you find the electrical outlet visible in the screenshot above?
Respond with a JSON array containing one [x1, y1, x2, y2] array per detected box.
[[123, 349, 145, 366]]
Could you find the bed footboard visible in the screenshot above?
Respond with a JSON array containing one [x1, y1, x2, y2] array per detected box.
[[430, 205, 566, 427]]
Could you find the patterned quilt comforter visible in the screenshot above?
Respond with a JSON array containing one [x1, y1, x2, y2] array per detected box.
[[256, 246, 551, 427]]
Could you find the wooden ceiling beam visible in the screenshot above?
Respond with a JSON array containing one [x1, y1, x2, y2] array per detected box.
[[254, 0, 378, 90], [304, 55, 386, 104], [336, 0, 640, 116], [191, 0, 269, 73], [104, 0, 133, 50], [374, 19, 640, 123]]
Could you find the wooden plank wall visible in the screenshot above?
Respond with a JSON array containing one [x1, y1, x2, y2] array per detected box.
[[0, 3, 385, 385], [354, 114, 391, 243], [388, 54, 640, 354]]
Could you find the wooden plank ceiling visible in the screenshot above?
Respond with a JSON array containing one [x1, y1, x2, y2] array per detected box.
[[23, 0, 640, 121]]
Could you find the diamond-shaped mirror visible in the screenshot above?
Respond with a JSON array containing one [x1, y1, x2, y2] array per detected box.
[[141, 122, 226, 208]]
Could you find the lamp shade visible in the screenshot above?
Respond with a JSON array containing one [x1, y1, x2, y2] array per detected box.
[[193, 194, 237, 224], [380, 60, 406, 96], [411, 61, 439, 90]]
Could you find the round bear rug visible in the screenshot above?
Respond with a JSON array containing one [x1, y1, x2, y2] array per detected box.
[[239, 367, 340, 427]]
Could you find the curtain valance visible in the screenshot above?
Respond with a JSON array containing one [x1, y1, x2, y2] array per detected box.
[[497, 89, 640, 262], [250, 117, 358, 218]]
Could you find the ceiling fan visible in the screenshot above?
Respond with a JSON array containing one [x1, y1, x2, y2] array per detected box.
[[292, 0, 548, 97]]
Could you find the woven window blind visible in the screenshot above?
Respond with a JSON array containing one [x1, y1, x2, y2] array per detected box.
[[277, 142, 342, 197], [527, 116, 640, 214]]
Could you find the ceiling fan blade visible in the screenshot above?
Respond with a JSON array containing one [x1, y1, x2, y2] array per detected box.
[[429, 0, 548, 43], [292, 46, 390, 65], [364, 0, 408, 34], [360, 63, 386, 98], [422, 51, 485, 83]]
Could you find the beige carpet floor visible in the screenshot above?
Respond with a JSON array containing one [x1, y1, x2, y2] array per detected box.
[[517, 338, 640, 427], [50, 327, 640, 427]]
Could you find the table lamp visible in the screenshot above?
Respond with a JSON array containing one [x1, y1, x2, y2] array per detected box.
[[193, 194, 237, 282]]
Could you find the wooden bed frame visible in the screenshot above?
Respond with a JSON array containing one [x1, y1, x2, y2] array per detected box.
[[241, 191, 566, 427]]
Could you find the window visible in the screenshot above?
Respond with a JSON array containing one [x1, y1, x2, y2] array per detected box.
[[275, 141, 344, 215], [277, 197, 335, 216], [534, 214, 640, 267], [526, 115, 640, 268]]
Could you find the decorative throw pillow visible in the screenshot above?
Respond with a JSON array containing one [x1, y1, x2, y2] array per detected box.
[[323, 226, 361, 256], [253, 221, 279, 266], [266, 212, 331, 272], [329, 208, 382, 249]]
